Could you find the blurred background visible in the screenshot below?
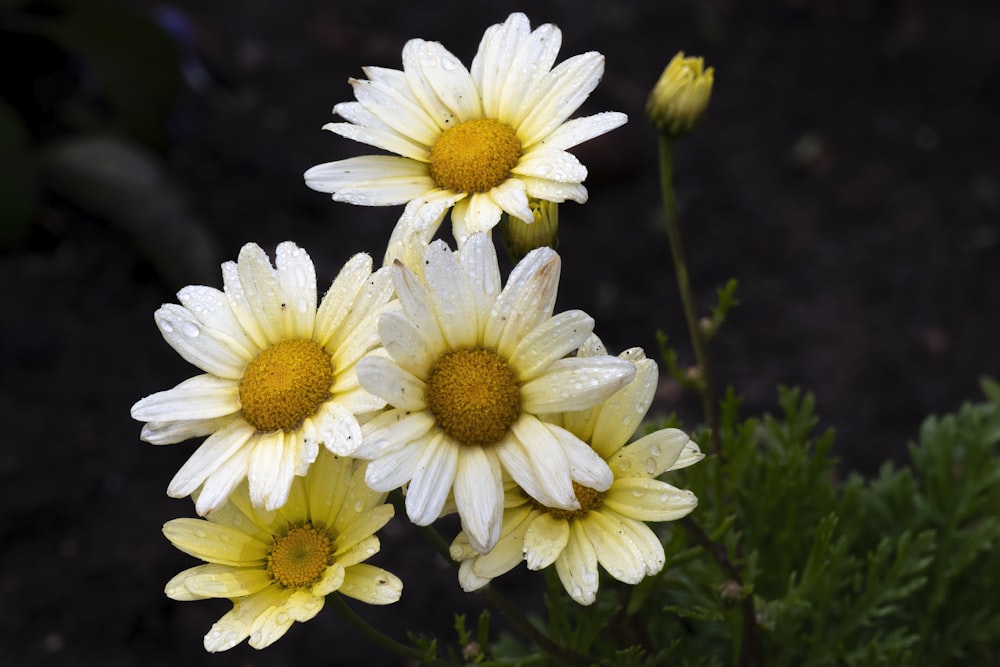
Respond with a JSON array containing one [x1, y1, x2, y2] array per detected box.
[[2, 0, 998, 664]]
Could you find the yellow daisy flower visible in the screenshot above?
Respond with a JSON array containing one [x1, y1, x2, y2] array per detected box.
[[341, 234, 636, 554], [450, 340, 702, 605], [303, 12, 627, 258], [131, 242, 393, 514], [163, 449, 401, 652]]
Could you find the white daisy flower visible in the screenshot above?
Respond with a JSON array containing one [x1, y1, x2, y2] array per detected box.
[[450, 341, 703, 605], [131, 242, 393, 515], [342, 233, 636, 554], [163, 449, 402, 652], [303, 12, 627, 259]]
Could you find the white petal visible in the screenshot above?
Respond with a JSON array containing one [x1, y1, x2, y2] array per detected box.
[[377, 309, 437, 378], [402, 39, 481, 126], [405, 434, 459, 525], [356, 355, 427, 411], [365, 439, 427, 491], [357, 409, 437, 459], [155, 304, 249, 379], [468, 505, 536, 577], [553, 426, 613, 492], [517, 52, 605, 146], [523, 512, 570, 570], [522, 177, 588, 204], [274, 242, 316, 338], [236, 243, 287, 345], [483, 246, 560, 357], [312, 401, 363, 456], [176, 284, 255, 355], [340, 564, 403, 605], [471, 12, 534, 119], [247, 431, 285, 508], [513, 149, 587, 184], [581, 511, 646, 584], [538, 112, 628, 151], [221, 258, 268, 350], [139, 416, 232, 445], [453, 446, 503, 553], [131, 375, 240, 423], [603, 478, 698, 522], [609, 428, 695, 478], [423, 238, 477, 348], [555, 521, 598, 604], [194, 444, 254, 515], [304, 156, 434, 205], [452, 192, 503, 238], [457, 233, 502, 331], [489, 178, 533, 224], [167, 420, 255, 500], [588, 354, 658, 459], [390, 254, 448, 353], [321, 120, 429, 161], [521, 356, 635, 414], [349, 72, 441, 145], [509, 309, 594, 381], [498, 416, 577, 510]]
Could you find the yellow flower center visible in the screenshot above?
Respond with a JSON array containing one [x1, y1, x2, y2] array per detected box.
[[429, 118, 522, 193], [266, 524, 333, 589], [425, 348, 521, 445], [239, 338, 333, 432], [538, 482, 606, 520]]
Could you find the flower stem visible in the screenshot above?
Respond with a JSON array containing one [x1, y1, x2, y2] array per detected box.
[[657, 133, 723, 461], [327, 593, 455, 666]]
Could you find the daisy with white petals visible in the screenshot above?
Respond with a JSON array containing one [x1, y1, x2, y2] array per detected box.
[[131, 242, 393, 515], [343, 233, 636, 554], [450, 340, 703, 605], [163, 449, 402, 652], [304, 12, 627, 260]]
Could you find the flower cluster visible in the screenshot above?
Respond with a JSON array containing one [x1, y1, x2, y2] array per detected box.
[[132, 11, 705, 653]]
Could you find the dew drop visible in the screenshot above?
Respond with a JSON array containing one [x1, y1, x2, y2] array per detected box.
[[276, 612, 289, 625], [644, 458, 657, 475], [160, 320, 174, 333], [649, 443, 662, 456], [182, 322, 200, 338], [194, 527, 206, 538], [571, 585, 583, 598], [353, 499, 365, 512], [250, 630, 262, 644]]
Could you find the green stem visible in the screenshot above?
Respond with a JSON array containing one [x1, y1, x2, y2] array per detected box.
[[327, 593, 455, 666], [657, 133, 723, 461]]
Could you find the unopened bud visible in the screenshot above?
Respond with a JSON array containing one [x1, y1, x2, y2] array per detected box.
[[501, 199, 559, 262], [647, 52, 714, 138]]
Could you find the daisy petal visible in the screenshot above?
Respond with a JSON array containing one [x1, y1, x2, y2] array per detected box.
[[304, 156, 433, 205], [453, 446, 503, 553], [581, 511, 646, 584], [166, 420, 255, 500], [518, 51, 606, 145], [609, 428, 694, 478], [155, 304, 249, 378], [539, 111, 629, 151], [521, 356, 635, 414], [555, 520, 598, 605], [339, 564, 403, 605], [405, 435, 458, 525], [509, 309, 595, 381], [523, 512, 570, 570], [603, 477, 699, 522], [365, 439, 427, 491], [132, 374, 240, 423], [356, 355, 427, 411], [512, 148, 587, 184], [402, 39, 481, 124]]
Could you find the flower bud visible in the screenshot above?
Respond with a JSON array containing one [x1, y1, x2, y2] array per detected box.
[[501, 198, 559, 263], [646, 52, 714, 137]]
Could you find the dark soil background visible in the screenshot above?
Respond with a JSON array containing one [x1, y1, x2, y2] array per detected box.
[[2, 0, 999, 665]]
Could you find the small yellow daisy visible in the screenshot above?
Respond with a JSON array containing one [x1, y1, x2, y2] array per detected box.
[[131, 242, 393, 514], [163, 449, 401, 652], [304, 12, 627, 258], [450, 340, 702, 604], [341, 234, 636, 554]]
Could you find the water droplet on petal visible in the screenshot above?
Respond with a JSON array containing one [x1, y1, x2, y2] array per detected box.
[[353, 499, 365, 512], [182, 322, 200, 338], [161, 320, 174, 333], [644, 458, 657, 475]]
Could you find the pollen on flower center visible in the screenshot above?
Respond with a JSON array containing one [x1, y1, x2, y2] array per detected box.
[[539, 482, 606, 520], [429, 118, 522, 194], [266, 524, 333, 589], [239, 338, 333, 432], [425, 347, 521, 445]]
